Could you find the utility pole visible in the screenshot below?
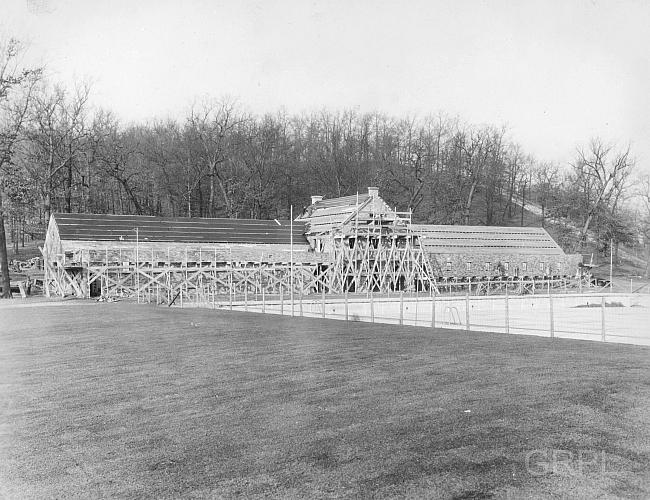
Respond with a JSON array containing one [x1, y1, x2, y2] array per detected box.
[[134, 227, 139, 303], [289, 205, 293, 316], [610, 238, 613, 293]]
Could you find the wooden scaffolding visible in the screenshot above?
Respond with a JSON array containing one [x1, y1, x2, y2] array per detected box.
[[42, 222, 440, 300], [315, 225, 438, 294], [43, 246, 324, 301]]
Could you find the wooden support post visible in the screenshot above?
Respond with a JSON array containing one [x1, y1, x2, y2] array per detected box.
[[322, 287, 326, 319], [280, 284, 284, 316], [601, 295, 606, 342], [415, 292, 418, 326], [505, 287, 509, 334], [262, 285, 265, 313], [465, 289, 470, 331], [549, 291, 554, 339], [245, 285, 248, 312], [291, 274, 295, 317], [85, 250, 90, 299], [431, 293, 436, 329]]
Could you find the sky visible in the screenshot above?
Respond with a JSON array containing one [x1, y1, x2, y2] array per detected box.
[[3, 0, 649, 168]]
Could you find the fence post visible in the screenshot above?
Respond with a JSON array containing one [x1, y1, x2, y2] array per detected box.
[[465, 289, 470, 331], [299, 289, 303, 317], [505, 287, 510, 334], [371, 290, 375, 323], [280, 285, 284, 316], [415, 292, 419, 326], [399, 291, 404, 326], [180, 285, 183, 308], [601, 295, 606, 342], [345, 291, 349, 321], [212, 285, 215, 309], [431, 292, 436, 328], [322, 287, 326, 319], [157, 283, 160, 305], [229, 283, 233, 311], [245, 286, 248, 312], [549, 292, 554, 339], [262, 286, 265, 313]]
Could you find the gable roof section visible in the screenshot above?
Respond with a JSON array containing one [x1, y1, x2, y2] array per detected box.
[[298, 193, 401, 234], [411, 224, 565, 256], [52, 213, 308, 245]]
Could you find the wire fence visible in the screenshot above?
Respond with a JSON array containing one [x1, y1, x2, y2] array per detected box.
[[158, 287, 650, 347]]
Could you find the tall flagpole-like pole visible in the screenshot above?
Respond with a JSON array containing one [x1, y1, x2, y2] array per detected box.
[[135, 227, 139, 303], [290, 205, 294, 316], [610, 238, 613, 292]]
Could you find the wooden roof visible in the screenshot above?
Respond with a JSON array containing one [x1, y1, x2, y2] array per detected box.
[[298, 192, 401, 234], [52, 213, 308, 245], [311, 193, 370, 210], [411, 224, 565, 255]]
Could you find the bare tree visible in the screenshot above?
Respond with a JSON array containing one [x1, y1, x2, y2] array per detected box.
[[26, 82, 90, 220], [457, 126, 493, 224], [532, 161, 560, 227], [187, 98, 245, 217], [635, 174, 650, 277], [571, 138, 635, 250], [0, 38, 41, 298], [94, 118, 145, 215]]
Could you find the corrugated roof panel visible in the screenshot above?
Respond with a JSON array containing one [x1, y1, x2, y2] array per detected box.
[[53, 213, 308, 245]]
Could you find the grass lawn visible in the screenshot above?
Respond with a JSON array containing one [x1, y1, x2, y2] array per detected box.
[[1, 302, 649, 499]]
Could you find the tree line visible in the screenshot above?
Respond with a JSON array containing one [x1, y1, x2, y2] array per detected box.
[[1, 38, 648, 295]]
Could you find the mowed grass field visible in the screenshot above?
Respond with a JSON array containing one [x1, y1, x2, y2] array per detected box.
[[1, 302, 649, 499]]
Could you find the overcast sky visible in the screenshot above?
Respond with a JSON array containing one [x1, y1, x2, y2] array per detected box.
[[3, 0, 649, 168]]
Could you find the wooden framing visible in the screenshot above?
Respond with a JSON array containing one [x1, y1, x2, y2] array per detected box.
[[315, 226, 439, 294], [41, 201, 587, 301], [41, 227, 440, 300], [43, 245, 324, 301]]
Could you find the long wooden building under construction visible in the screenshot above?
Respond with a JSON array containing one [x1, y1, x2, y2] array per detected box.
[[42, 214, 323, 300], [42, 187, 581, 300]]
